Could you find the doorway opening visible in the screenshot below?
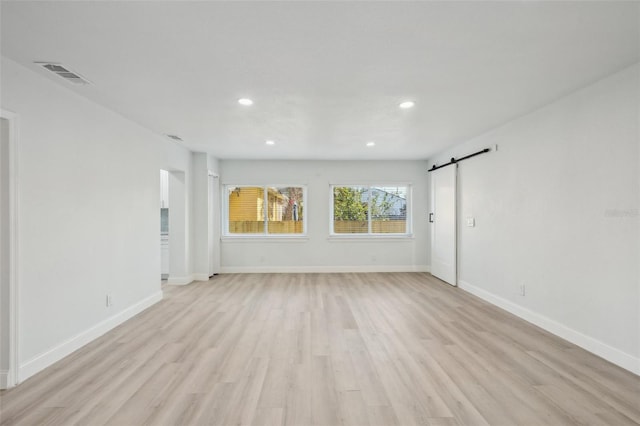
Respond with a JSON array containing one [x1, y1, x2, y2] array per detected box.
[[166, 170, 189, 285]]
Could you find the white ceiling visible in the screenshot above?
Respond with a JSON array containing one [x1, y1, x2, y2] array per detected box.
[[1, 1, 638, 160]]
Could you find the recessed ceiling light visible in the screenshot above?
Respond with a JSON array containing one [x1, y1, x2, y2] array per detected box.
[[399, 100, 415, 109], [238, 98, 254, 106], [366, 141, 376, 147], [265, 140, 275, 146]]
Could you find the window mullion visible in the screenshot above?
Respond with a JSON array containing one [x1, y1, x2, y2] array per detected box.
[[367, 186, 372, 234], [263, 186, 268, 235]]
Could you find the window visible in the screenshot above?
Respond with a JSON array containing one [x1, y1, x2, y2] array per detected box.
[[331, 185, 410, 235], [225, 185, 306, 236]]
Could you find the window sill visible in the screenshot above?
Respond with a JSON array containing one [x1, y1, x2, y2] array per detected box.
[[327, 234, 414, 242], [222, 235, 309, 243]]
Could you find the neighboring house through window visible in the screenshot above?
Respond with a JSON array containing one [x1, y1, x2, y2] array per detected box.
[[331, 185, 410, 235], [225, 185, 306, 236]]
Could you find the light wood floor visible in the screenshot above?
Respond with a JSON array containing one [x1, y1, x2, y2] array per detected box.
[[1, 273, 639, 425]]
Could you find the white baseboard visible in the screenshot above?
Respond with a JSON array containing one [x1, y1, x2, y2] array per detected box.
[[192, 273, 211, 281], [220, 265, 430, 274], [0, 369, 11, 389], [166, 275, 194, 285], [458, 280, 640, 376], [19, 291, 163, 383]]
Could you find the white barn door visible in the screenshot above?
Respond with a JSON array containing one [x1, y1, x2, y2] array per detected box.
[[430, 165, 457, 286]]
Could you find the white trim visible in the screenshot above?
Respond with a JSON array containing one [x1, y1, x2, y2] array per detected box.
[[1, 109, 19, 388], [329, 184, 412, 237], [328, 181, 413, 187], [192, 273, 211, 281], [220, 265, 430, 274], [223, 184, 308, 237], [166, 275, 194, 285], [327, 235, 414, 242], [458, 280, 640, 376], [0, 370, 10, 389], [19, 291, 163, 383], [222, 236, 309, 243]]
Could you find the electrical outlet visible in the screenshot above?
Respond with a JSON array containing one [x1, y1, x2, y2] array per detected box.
[[519, 284, 525, 296], [106, 294, 113, 307]]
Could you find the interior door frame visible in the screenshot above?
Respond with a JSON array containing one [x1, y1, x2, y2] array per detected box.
[[207, 172, 219, 277], [1, 109, 20, 388]]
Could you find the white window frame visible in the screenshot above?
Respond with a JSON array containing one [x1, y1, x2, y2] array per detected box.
[[223, 184, 307, 238], [330, 184, 412, 237]]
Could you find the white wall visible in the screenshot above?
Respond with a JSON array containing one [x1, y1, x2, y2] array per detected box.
[[0, 57, 196, 383], [191, 153, 210, 280], [219, 160, 429, 272], [429, 64, 640, 373], [208, 155, 221, 275]]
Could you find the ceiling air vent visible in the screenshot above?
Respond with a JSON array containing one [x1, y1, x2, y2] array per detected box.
[[35, 62, 92, 85], [165, 134, 184, 142]]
